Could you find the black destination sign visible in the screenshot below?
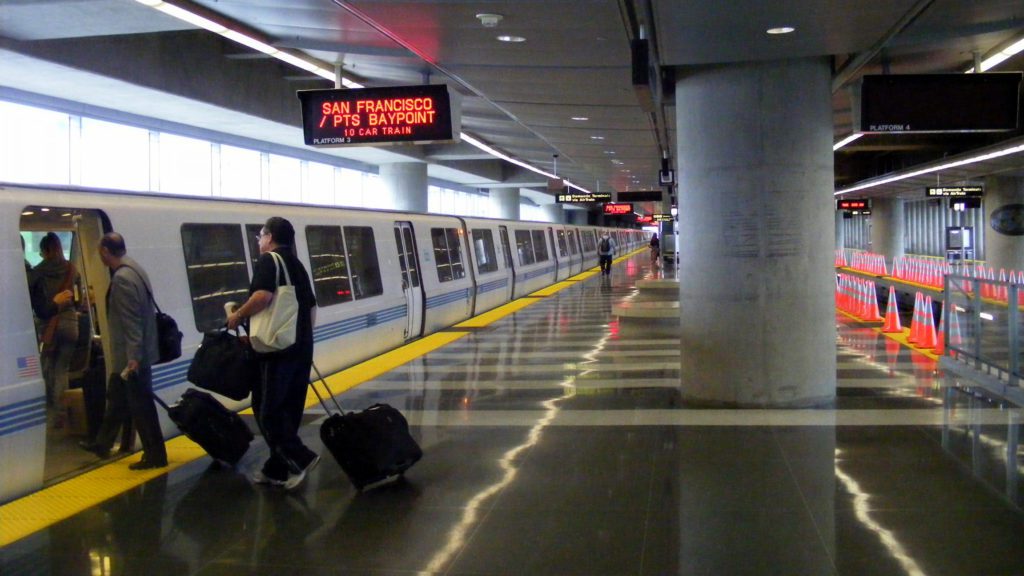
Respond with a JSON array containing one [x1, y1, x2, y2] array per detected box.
[[860, 73, 1021, 133], [617, 190, 663, 202], [298, 84, 459, 147], [926, 186, 983, 197], [556, 193, 612, 204]]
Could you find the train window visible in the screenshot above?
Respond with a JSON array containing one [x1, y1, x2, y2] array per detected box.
[[582, 230, 597, 252], [342, 226, 383, 300], [531, 230, 549, 262], [446, 228, 466, 280], [430, 227, 466, 282], [514, 230, 535, 265], [180, 223, 251, 332], [245, 224, 263, 271], [567, 230, 579, 255], [556, 230, 568, 257], [472, 229, 498, 274], [305, 225, 353, 307]]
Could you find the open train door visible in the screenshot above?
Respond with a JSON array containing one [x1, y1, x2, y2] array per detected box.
[[394, 222, 424, 341]]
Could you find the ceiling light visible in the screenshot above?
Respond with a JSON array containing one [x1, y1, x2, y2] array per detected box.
[[496, 35, 526, 43], [571, 116, 589, 121], [590, 135, 605, 140], [21, 211, 34, 216], [835, 141, 1024, 194], [476, 13, 503, 28], [967, 36, 1024, 72], [833, 133, 863, 151], [603, 150, 615, 154], [767, 26, 795, 35]]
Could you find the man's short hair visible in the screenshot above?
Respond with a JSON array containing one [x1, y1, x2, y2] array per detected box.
[[264, 217, 295, 246], [40, 232, 62, 254], [100, 232, 127, 257]]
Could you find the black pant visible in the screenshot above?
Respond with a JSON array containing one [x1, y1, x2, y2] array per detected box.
[[599, 254, 612, 274], [95, 366, 167, 463], [253, 347, 317, 478]]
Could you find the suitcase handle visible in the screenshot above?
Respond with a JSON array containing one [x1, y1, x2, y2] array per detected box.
[[310, 361, 346, 415]]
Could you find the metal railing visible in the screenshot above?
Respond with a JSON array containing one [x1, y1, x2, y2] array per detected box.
[[944, 274, 1022, 389]]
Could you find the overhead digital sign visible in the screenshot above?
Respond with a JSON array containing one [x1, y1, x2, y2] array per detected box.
[[860, 73, 1021, 133], [836, 199, 870, 211], [603, 203, 633, 215], [653, 214, 673, 222], [636, 215, 654, 224], [926, 186, 983, 197], [298, 84, 460, 147], [556, 193, 612, 204], [617, 190, 663, 202]]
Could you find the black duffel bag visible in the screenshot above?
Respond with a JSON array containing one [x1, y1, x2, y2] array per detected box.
[[187, 328, 256, 401]]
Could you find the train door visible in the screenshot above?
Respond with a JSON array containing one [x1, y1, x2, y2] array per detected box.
[[547, 227, 561, 281], [394, 222, 424, 340], [499, 225, 515, 297], [20, 206, 112, 482]]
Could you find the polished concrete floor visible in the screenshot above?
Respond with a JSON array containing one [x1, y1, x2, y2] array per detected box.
[[3, 253, 1024, 576]]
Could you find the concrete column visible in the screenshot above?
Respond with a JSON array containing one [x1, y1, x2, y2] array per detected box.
[[984, 176, 1024, 271], [566, 209, 588, 226], [676, 57, 836, 407], [870, 197, 905, 268], [542, 203, 565, 224], [491, 188, 520, 220], [380, 162, 428, 213]]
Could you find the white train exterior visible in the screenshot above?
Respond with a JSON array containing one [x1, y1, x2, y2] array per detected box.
[[1, 183, 645, 503]]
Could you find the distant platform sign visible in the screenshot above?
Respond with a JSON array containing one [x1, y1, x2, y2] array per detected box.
[[836, 199, 870, 210], [653, 214, 673, 222], [557, 193, 611, 204], [617, 190, 663, 202], [926, 186, 983, 197], [604, 203, 633, 215], [298, 84, 459, 147], [860, 73, 1021, 133]]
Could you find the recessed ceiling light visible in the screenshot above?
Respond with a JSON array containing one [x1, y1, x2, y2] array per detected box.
[[497, 35, 525, 43], [571, 116, 589, 121], [603, 150, 615, 155], [590, 135, 605, 140], [767, 26, 795, 35]]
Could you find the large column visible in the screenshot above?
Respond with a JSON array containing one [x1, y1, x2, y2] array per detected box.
[[835, 211, 846, 250], [380, 162, 428, 213], [984, 176, 1024, 272], [542, 203, 565, 224], [676, 58, 836, 407], [870, 197, 905, 264], [491, 188, 521, 220]]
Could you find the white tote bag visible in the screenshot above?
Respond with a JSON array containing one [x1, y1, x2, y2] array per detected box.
[[249, 251, 299, 353]]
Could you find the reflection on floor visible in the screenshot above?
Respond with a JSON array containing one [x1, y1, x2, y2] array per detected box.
[[3, 253, 1024, 576]]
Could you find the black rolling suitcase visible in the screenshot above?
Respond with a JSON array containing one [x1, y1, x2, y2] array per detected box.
[[154, 388, 253, 465], [311, 364, 422, 491]]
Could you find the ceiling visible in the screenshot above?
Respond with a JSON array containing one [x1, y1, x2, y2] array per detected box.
[[1, 0, 1023, 208]]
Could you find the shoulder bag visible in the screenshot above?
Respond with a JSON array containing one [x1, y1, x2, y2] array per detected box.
[[249, 251, 299, 353]]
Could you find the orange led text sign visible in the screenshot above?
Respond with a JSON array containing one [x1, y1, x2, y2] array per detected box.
[[298, 84, 459, 147], [603, 203, 634, 215]]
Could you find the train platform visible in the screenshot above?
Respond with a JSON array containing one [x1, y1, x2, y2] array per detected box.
[[3, 251, 1024, 576]]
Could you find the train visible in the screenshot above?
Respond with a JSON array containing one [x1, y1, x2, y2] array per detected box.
[[1, 182, 647, 503]]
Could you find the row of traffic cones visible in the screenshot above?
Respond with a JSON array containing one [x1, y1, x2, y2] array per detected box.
[[878, 286, 962, 354], [836, 274, 883, 321]]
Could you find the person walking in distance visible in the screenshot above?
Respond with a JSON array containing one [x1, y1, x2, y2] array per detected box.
[[649, 233, 660, 267], [598, 232, 616, 276], [227, 217, 319, 490], [80, 232, 167, 469]]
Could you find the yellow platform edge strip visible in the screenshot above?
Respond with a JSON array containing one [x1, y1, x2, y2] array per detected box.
[[836, 308, 941, 361], [2, 251, 651, 546]]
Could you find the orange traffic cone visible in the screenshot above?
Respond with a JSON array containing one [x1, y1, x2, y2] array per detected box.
[[908, 292, 922, 344], [934, 301, 946, 354], [865, 281, 884, 322], [918, 296, 938, 349], [882, 286, 902, 333]]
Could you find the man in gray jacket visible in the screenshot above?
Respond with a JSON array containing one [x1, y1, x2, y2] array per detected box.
[[79, 232, 167, 469]]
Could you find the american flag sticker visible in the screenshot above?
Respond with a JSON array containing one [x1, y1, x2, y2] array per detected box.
[[17, 356, 40, 379]]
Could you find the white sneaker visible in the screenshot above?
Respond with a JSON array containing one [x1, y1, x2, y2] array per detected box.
[[284, 455, 321, 490], [251, 469, 286, 487]]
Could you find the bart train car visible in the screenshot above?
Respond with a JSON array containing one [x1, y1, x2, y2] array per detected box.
[[1, 183, 645, 502]]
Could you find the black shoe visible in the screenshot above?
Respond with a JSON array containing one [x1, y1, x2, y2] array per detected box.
[[78, 441, 111, 459], [128, 458, 167, 471]]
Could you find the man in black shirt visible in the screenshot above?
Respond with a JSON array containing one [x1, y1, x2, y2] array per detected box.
[[228, 217, 319, 489]]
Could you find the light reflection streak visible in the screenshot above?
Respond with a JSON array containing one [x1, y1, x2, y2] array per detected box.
[[422, 328, 619, 572], [834, 455, 928, 576]]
